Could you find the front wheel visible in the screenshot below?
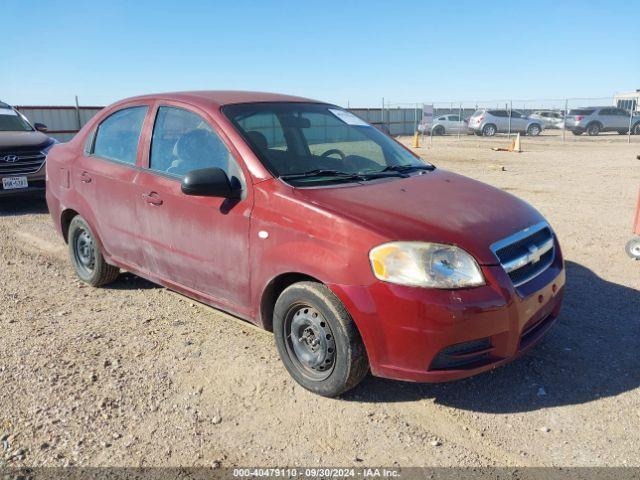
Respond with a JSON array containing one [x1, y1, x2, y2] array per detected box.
[[527, 124, 542, 136], [626, 238, 640, 260], [273, 282, 369, 397], [68, 215, 120, 286]]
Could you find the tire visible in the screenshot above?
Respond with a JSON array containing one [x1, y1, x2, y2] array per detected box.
[[433, 125, 445, 136], [632, 122, 640, 135], [586, 122, 601, 136], [626, 238, 640, 260], [527, 124, 542, 136], [68, 215, 120, 287], [482, 124, 497, 137], [273, 281, 369, 397]]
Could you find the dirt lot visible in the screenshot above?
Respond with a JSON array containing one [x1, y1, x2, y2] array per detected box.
[[1, 133, 639, 469]]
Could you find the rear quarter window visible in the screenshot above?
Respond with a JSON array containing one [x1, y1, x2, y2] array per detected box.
[[568, 109, 595, 116]]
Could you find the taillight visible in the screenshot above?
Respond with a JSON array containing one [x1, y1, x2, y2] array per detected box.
[[478, 116, 485, 122], [575, 115, 584, 121]]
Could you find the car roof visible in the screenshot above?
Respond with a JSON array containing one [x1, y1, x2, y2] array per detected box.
[[118, 90, 322, 108]]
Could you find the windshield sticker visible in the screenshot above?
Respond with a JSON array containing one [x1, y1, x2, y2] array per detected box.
[[0, 108, 17, 116], [329, 109, 370, 127]]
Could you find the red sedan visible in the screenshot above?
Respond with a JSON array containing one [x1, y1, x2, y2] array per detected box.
[[46, 91, 565, 397]]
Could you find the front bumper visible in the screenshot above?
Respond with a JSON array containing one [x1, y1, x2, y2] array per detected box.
[[0, 164, 46, 196], [329, 253, 565, 383]]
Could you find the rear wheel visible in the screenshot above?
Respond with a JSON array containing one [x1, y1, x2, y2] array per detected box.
[[527, 124, 542, 136], [482, 124, 497, 137], [632, 122, 640, 135], [433, 125, 445, 136], [586, 122, 601, 136], [273, 281, 369, 397], [68, 216, 120, 286], [626, 238, 640, 260]]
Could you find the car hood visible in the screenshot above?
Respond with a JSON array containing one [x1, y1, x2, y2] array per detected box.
[[292, 169, 545, 265], [0, 131, 54, 152]]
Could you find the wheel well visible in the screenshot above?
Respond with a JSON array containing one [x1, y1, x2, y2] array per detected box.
[[60, 208, 79, 243], [260, 272, 321, 331]]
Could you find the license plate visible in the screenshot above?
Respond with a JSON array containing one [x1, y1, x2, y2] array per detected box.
[[2, 176, 28, 190]]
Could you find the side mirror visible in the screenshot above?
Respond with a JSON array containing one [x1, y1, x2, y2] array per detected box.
[[34, 123, 48, 132], [181, 167, 239, 198]]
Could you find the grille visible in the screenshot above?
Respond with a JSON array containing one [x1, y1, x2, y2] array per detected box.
[[0, 150, 46, 175], [492, 222, 555, 288]]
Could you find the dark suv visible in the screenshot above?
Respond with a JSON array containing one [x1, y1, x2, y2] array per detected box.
[[0, 101, 56, 196]]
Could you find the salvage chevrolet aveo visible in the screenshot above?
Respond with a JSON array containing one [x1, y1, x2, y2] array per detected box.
[[46, 91, 565, 397]]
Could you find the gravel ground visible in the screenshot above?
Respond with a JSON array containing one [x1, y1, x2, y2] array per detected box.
[[0, 133, 639, 468]]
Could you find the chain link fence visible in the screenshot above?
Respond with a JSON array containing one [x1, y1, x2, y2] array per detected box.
[[376, 97, 639, 143]]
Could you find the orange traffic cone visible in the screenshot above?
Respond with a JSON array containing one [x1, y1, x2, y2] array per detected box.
[[412, 132, 421, 148], [508, 133, 522, 152]]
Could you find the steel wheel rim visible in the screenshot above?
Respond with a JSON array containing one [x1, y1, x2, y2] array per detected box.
[[284, 305, 336, 381], [73, 227, 96, 275], [631, 242, 640, 257]]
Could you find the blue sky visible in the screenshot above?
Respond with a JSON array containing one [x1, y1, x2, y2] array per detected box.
[[2, 0, 639, 107]]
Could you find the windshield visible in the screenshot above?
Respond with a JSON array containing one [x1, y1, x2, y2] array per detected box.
[[0, 108, 34, 132], [223, 103, 430, 184]]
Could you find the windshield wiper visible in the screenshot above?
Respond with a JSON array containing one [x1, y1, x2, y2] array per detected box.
[[280, 168, 413, 182], [280, 169, 364, 180], [379, 164, 436, 173]]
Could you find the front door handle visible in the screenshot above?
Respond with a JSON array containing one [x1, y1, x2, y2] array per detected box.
[[142, 191, 163, 206], [79, 171, 92, 183]]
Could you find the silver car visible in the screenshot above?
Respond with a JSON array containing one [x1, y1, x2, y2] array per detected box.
[[430, 114, 468, 135], [529, 110, 564, 129], [565, 107, 640, 136], [468, 109, 543, 136]]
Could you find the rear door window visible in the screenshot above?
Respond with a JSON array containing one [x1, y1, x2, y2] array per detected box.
[[92, 106, 148, 165]]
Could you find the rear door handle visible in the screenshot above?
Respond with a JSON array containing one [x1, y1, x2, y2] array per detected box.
[[79, 171, 92, 183], [142, 191, 163, 206]]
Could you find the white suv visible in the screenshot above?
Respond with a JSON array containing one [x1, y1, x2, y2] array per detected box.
[[468, 109, 543, 137]]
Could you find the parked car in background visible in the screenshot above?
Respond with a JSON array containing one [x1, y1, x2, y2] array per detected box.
[[468, 109, 543, 136], [530, 110, 564, 129], [565, 107, 640, 136], [431, 114, 468, 135], [0, 101, 56, 196], [46, 91, 565, 397]]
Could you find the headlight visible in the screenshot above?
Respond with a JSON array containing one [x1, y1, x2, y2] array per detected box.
[[369, 242, 484, 289], [41, 140, 59, 156]]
